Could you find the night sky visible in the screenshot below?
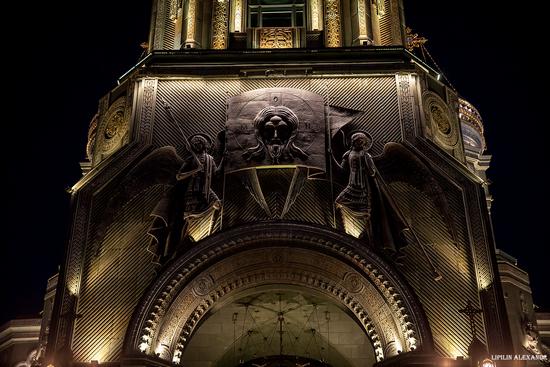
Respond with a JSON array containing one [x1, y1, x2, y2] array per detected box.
[[1, 1, 546, 325]]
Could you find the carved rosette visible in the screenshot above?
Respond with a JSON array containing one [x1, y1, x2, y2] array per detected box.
[[423, 92, 459, 149], [344, 272, 364, 293], [192, 275, 215, 296], [324, 0, 342, 47], [211, 0, 229, 49], [95, 97, 129, 162]]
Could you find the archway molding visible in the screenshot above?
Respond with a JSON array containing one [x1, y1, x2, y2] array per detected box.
[[123, 222, 433, 364]]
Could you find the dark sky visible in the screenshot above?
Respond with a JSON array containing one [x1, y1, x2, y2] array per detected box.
[[1, 1, 546, 325]]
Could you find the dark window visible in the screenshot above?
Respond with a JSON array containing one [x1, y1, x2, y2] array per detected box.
[[262, 12, 292, 27], [248, 0, 305, 28]]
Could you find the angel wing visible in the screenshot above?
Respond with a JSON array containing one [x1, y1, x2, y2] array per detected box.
[[373, 142, 458, 245], [94, 146, 184, 243]]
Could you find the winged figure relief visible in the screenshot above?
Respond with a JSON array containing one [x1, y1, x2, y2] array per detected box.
[[96, 133, 224, 264], [332, 131, 457, 279]]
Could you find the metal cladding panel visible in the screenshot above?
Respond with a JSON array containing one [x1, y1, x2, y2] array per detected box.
[[152, 76, 400, 156], [148, 76, 401, 233], [162, 2, 176, 49], [257, 168, 296, 219], [391, 179, 484, 358], [378, 0, 393, 46], [60, 74, 500, 362], [282, 178, 335, 226], [223, 172, 272, 226], [222, 168, 335, 227], [71, 187, 161, 362]]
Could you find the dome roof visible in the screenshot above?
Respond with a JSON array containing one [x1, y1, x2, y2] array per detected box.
[[459, 98, 486, 154]]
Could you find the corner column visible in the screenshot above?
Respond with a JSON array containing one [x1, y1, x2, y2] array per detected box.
[[211, 0, 229, 48], [324, 0, 342, 47]]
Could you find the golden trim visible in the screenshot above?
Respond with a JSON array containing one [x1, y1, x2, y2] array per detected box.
[[259, 27, 294, 48], [185, 0, 197, 45], [310, 0, 322, 30], [211, 0, 229, 49], [233, 0, 243, 32], [324, 0, 342, 47]]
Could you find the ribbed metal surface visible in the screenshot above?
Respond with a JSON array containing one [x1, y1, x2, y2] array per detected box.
[[163, 4, 176, 50], [257, 168, 294, 219], [412, 139, 506, 351], [283, 177, 335, 226], [391, 181, 485, 358], [318, 77, 401, 155], [155, 80, 238, 152], [223, 172, 272, 227], [87, 178, 123, 253], [468, 198, 492, 288], [153, 76, 400, 234], [378, 0, 393, 46], [153, 77, 400, 156], [222, 169, 334, 228], [58, 71, 508, 364], [72, 186, 161, 362]]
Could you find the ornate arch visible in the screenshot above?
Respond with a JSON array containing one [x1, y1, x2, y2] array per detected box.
[[123, 222, 433, 364]]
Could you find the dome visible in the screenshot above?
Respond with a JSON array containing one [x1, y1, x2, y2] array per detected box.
[[459, 98, 486, 155]]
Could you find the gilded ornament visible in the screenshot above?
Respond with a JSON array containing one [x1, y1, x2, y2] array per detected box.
[[259, 28, 293, 49], [405, 26, 427, 51], [431, 105, 451, 135], [310, 0, 321, 30], [423, 91, 458, 147], [211, 0, 229, 49], [186, 0, 197, 43], [357, 0, 367, 36], [233, 0, 243, 32], [169, 0, 178, 20], [98, 98, 128, 156], [324, 0, 342, 47]]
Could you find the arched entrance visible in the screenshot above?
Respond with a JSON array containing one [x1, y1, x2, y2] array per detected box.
[[123, 223, 433, 366], [184, 287, 375, 367]]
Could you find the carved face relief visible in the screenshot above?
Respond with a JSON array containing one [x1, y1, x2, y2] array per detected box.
[[350, 132, 372, 151], [189, 135, 209, 154], [225, 88, 327, 172], [243, 105, 309, 164], [256, 107, 296, 162]]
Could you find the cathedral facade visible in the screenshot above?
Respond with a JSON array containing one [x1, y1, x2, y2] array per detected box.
[[42, 0, 520, 366]]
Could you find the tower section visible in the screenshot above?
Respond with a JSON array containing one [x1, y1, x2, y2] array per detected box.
[[45, 2, 512, 367]]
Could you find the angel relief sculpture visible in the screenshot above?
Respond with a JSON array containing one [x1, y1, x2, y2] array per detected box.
[[333, 132, 408, 255], [147, 134, 223, 262], [97, 133, 224, 264], [332, 132, 457, 278]]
